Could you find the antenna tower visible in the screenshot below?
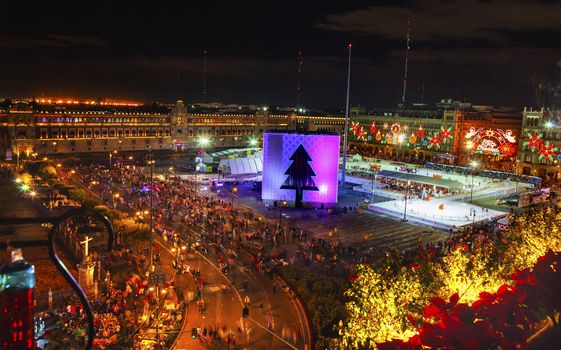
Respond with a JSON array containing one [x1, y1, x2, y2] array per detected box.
[[296, 51, 303, 108], [401, 19, 412, 104]]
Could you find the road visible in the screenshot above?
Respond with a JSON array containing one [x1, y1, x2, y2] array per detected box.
[[66, 165, 310, 349]]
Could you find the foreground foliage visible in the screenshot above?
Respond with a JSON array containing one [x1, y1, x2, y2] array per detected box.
[[339, 205, 561, 349]]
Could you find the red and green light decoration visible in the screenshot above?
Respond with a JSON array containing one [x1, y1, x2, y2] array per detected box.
[[538, 141, 558, 161], [523, 132, 559, 161], [356, 126, 368, 141], [416, 125, 425, 138], [427, 132, 442, 149], [523, 132, 544, 152], [439, 126, 453, 143], [350, 121, 360, 135], [370, 122, 376, 135]]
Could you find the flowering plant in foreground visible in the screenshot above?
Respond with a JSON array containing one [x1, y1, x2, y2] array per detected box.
[[377, 250, 561, 349], [339, 205, 561, 349]]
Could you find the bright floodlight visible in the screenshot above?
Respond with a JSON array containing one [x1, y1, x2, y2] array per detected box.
[[471, 161, 479, 167], [20, 184, 30, 192], [545, 121, 554, 128], [249, 138, 258, 146], [198, 136, 210, 147], [29, 191, 37, 197]]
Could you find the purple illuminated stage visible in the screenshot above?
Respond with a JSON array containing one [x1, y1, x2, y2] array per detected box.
[[261, 131, 340, 207]]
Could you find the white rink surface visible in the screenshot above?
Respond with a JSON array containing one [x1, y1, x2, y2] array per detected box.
[[369, 197, 507, 229]]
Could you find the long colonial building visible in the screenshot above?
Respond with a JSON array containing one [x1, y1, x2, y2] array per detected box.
[[348, 100, 523, 169], [0, 99, 343, 160], [3, 97, 559, 181]]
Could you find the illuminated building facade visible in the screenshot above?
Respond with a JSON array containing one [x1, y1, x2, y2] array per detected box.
[[0, 99, 320, 159], [516, 108, 561, 180], [348, 101, 522, 167], [262, 131, 340, 207]]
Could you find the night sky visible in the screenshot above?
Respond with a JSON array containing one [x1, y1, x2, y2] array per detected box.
[[1, 0, 560, 109]]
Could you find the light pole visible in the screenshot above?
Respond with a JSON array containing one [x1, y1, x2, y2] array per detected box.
[[402, 172, 410, 222], [470, 161, 479, 203], [341, 43, 352, 189], [514, 159, 520, 194], [147, 148, 155, 273], [109, 150, 117, 167], [370, 168, 379, 203], [232, 186, 238, 210], [278, 200, 287, 228]]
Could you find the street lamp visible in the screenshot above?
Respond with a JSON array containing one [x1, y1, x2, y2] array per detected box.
[[278, 200, 287, 228], [402, 175, 410, 222], [147, 149, 155, 272], [197, 136, 210, 148], [470, 161, 479, 203], [249, 137, 258, 147], [109, 150, 117, 167], [232, 186, 238, 210]]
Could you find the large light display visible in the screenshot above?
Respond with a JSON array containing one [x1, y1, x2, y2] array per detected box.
[[261, 131, 340, 207], [464, 127, 517, 156]]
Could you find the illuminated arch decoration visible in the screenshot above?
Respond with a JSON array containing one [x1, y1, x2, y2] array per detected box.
[[538, 141, 558, 161], [464, 127, 518, 156], [370, 122, 376, 135], [427, 132, 442, 149], [439, 126, 453, 143], [416, 125, 425, 138], [522, 132, 544, 152], [356, 126, 368, 141], [350, 121, 360, 135]]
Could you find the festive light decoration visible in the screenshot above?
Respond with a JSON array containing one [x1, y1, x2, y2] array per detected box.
[[538, 141, 558, 161], [427, 133, 442, 149], [370, 122, 377, 135], [357, 127, 368, 141], [416, 125, 425, 138], [409, 133, 417, 144], [350, 121, 360, 135], [390, 123, 401, 135], [465, 127, 518, 156], [383, 122, 389, 130], [439, 126, 453, 143], [523, 132, 544, 152], [375, 130, 382, 141]]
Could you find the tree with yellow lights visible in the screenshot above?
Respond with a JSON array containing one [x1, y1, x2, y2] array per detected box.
[[339, 204, 561, 349]]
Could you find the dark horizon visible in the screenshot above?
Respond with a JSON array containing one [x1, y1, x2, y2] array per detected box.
[[1, 0, 560, 110]]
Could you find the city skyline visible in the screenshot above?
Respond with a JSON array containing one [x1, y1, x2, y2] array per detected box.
[[1, 1, 560, 109]]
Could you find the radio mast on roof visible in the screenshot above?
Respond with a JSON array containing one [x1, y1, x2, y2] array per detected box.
[[296, 50, 303, 108], [401, 19, 412, 105], [203, 49, 208, 100]]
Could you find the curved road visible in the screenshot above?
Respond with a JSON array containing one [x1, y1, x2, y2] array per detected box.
[[65, 165, 311, 349]]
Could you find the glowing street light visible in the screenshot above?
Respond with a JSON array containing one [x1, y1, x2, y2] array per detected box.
[[545, 120, 554, 128], [15, 178, 22, 184], [29, 191, 37, 198], [249, 137, 258, 147], [232, 187, 238, 209], [20, 184, 30, 192], [197, 136, 210, 147]]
